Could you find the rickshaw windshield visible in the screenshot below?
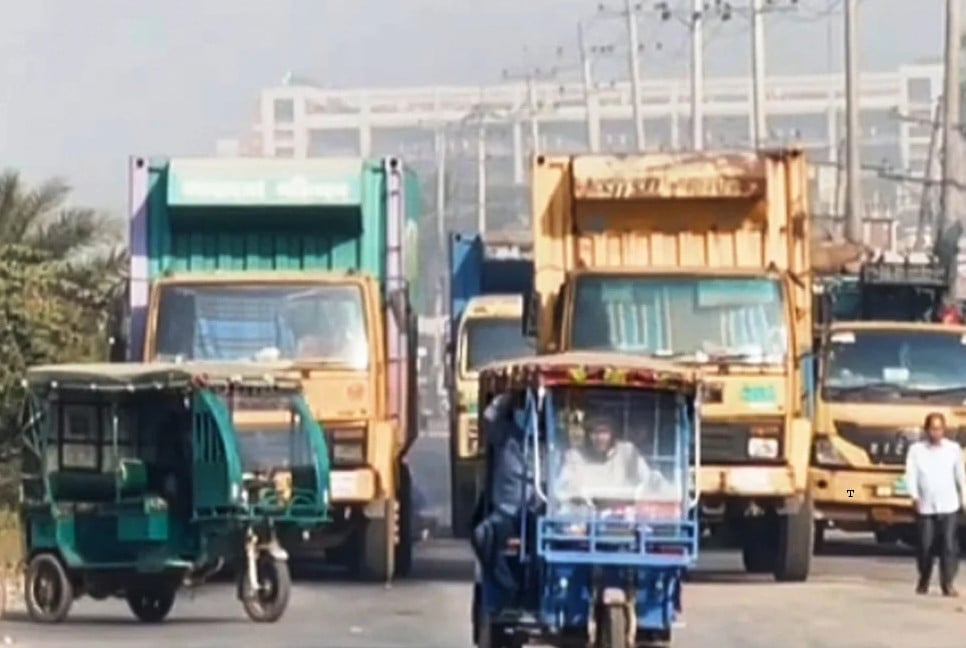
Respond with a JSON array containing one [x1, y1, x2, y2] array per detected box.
[[219, 388, 314, 473], [545, 386, 687, 518]]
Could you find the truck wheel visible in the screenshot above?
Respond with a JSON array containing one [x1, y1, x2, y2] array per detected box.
[[395, 464, 413, 578], [741, 518, 777, 574], [359, 499, 395, 582], [773, 494, 814, 582], [25, 553, 73, 623]]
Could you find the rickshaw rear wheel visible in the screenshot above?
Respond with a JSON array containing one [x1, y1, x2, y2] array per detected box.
[[595, 604, 629, 648], [126, 582, 176, 623], [25, 553, 73, 623], [240, 554, 291, 623]]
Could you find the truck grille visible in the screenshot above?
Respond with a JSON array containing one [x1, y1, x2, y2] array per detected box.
[[834, 422, 966, 466], [696, 422, 784, 464]]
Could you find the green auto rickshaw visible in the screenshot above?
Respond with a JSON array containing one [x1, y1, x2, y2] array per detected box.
[[18, 362, 330, 624]]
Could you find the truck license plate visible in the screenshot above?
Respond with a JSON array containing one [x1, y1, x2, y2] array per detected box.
[[892, 477, 908, 497]]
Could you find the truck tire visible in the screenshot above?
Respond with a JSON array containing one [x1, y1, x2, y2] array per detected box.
[[359, 499, 395, 582], [773, 494, 813, 582], [395, 464, 413, 578]]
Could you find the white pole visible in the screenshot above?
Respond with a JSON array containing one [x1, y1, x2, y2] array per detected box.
[[476, 124, 487, 233], [750, 0, 767, 149], [844, 0, 862, 243], [578, 22, 600, 152], [625, 0, 645, 149], [690, 0, 704, 150]]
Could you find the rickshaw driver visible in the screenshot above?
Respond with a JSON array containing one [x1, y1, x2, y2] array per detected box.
[[554, 411, 673, 504]]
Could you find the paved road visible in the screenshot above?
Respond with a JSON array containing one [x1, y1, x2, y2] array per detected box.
[[3, 536, 964, 648], [3, 434, 965, 646]]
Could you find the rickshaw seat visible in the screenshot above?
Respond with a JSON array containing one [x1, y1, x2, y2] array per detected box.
[[47, 459, 150, 502], [48, 471, 117, 502]]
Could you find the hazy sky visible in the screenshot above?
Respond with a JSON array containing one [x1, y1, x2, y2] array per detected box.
[[0, 0, 948, 212]]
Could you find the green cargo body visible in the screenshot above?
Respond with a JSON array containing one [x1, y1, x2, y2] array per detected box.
[[127, 156, 421, 357]]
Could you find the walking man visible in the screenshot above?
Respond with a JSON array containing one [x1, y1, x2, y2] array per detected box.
[[904, 412, 966, 596]]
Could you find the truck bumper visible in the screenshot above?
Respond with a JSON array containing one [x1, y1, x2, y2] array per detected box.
[[699, 464, 797, 498], [330, 468, 378, 503], [810, 467, 915, 528]]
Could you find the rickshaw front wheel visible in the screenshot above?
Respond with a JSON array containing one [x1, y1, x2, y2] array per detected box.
[[25, 553, 73, 623], [126, 582, 177, 623], [595, 604, 630, 648], [240, 554, 291, 623]]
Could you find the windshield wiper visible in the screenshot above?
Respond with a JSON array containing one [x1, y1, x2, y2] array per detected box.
[[825, 381, 909, 395], [909, 385, 966, 399]]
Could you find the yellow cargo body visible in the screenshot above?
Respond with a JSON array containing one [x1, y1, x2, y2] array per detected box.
[[529, 150, 815, 581]]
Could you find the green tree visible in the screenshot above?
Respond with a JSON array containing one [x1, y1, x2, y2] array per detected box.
[[0, 171, 128, 503]]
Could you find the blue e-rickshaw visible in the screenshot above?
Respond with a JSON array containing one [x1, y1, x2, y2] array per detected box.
[[470, 352, 702, 647]]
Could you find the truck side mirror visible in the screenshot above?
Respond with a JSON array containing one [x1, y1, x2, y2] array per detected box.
[[388, 287, 409, 328], [522, 290, 539, 338]]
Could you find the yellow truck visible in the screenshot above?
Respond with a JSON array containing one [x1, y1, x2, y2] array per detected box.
[[447, 233, 534, 537], [811, 255, 966, 549], [127, 156, 421, 580], [527, 150, 815, 581]]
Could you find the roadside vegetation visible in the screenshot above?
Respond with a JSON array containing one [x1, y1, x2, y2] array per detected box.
[[0, 170, 127, 565]]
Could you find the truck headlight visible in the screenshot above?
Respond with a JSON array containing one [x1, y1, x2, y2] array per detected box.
[[748, 437, 779, 459], [814, 438, 850, 467], [329, 427, 367, 465]]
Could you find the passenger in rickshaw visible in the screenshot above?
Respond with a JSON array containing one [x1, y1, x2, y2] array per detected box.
[[470, 391, 536, 593], [555, 409, 674, 505]]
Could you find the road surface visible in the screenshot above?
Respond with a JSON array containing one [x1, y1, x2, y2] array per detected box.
[[3, 433, 964, 647]]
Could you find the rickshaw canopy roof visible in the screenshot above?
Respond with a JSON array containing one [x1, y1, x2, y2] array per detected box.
[[25, 361, 302, 394], [478, 352, 700, 394]]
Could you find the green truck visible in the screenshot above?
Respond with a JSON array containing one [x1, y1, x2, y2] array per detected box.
[[126, 155, 421, 579]]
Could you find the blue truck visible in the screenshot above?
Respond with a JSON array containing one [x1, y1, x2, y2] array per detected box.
[[446, 231, 534, 537]]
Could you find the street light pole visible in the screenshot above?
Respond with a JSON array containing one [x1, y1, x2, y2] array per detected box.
[[624, 0, 646, 149], [750, 0, 767, 149], [578, 21, 600, 152], [844, 0, 862, 244], [690, 0, 704, 150]]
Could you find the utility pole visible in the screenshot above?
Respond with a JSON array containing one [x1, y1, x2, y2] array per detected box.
[[503, 57, 559, 176], [843, 0, 862, 244], [432, 128, 447, 319], [915, 98, 943, 251], [939, 0, 962, 244], [476, 124, 487, 233], [750, 0, 767, 149], [690, 0, 704, 150], [624, 0, 646, 149], [578, 21, 601, 152]]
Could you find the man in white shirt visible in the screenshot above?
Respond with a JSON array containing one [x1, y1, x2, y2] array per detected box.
[[903, 412, 966, 597]]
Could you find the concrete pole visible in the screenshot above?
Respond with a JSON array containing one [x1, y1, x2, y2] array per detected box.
[[939, 0, 962, 241], [690, 0, 704, 150], [624, 0, 646, 149], [844, 0, 862, 244], [476, 124, 487, 233], [578, 22, 600, 152], [750, 0, 767, 149], [433, 128, 447, 318], [526, 76, 540, 156]]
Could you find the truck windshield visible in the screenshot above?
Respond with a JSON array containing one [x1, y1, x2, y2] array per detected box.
[[461, 317, 534, 373], [153, 283, 369, 367], [569, 275, 787, 362], [822, 329, 966, 404]]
